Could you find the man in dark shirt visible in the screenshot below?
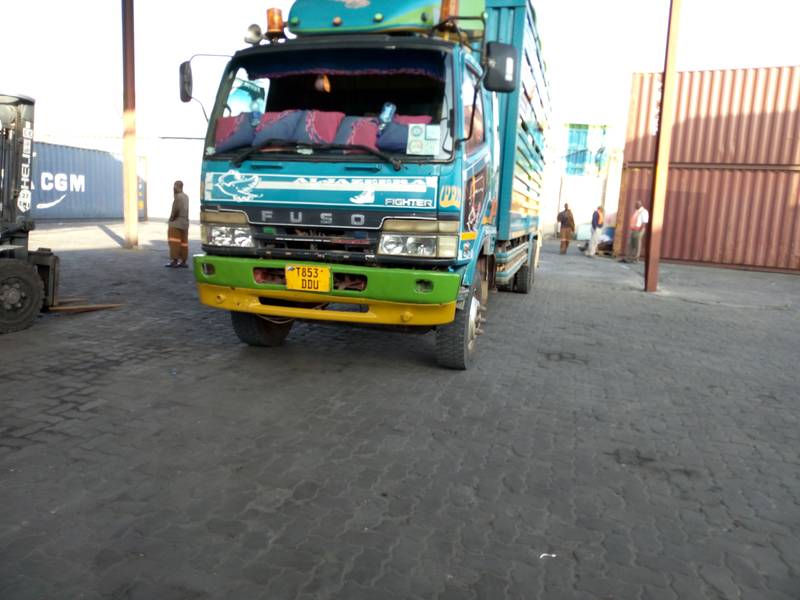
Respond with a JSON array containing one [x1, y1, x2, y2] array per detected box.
[[586, 205, 604, 257], [166, 180, 190, 268], [557, 204, 575, 254]]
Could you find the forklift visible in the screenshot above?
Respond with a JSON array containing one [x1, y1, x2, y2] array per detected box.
[[0, 94, 59, 333]]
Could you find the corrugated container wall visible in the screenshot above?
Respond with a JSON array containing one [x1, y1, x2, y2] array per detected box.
[[616, 66, 800, 271], [30, 142, 146, 220]]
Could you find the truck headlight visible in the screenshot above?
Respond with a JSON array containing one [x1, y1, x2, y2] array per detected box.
[[202, 225, 254, 248], [378, 234, 458, 258]]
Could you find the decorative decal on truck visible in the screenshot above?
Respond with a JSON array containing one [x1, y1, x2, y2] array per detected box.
[[208, 170, 437, 210], [439, 185, 461, 209], [217, 172, 260, 200], [349, 190, 375, 204], [277, 177, 430, 192], [464, 168, 487, 231]]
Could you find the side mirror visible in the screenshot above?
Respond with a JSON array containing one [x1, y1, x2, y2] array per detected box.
[[179, 61, 193, 103], [484, 42, 518, 93]]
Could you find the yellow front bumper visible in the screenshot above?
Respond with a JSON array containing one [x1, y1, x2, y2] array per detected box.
[[197, 283, 456, 326]]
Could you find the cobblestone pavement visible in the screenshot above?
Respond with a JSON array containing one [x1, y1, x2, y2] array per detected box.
[[1, 222, 798, 600]]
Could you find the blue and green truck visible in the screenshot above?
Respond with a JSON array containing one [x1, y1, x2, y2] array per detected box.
[[180, 0, 550, 368]]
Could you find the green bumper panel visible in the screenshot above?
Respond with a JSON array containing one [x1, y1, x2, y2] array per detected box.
[[193, 255, 462, 305]]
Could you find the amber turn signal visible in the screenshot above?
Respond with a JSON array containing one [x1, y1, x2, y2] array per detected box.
[[267, 8, 284, 39], [439, 0, 459, 23]]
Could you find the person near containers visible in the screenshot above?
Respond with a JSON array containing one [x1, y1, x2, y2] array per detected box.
[[165, 180, 190, 268], [624, 200, 650, 263], [557, 204, 575, 254], [586, 205, 604, 257]]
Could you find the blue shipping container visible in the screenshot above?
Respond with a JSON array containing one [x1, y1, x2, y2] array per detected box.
[[30, 142, 146, 220]]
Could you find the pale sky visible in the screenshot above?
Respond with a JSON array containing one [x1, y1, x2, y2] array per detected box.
[[3, 0, 800, 148], [537, 0, 800, 133]]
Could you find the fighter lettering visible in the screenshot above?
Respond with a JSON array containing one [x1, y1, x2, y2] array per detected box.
[[384, 198, 434, 208]]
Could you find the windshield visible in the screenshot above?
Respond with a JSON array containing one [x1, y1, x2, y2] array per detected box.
[[206, 47, 453, 161]]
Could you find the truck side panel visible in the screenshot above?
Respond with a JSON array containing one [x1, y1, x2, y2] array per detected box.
[[486, 0, 550, 242]]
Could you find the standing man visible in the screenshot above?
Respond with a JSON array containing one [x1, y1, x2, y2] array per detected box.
[[586, 205, 604, 257], [557, 203, 575, 254], [625, 200, 649, 263], [166, 180, 190, 268]]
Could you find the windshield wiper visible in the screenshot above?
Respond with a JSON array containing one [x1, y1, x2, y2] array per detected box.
[[230, 139, 402, 171]]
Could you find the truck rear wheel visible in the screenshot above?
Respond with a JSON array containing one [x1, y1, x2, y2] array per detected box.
[[514, 263, 533, 294], [436, 281, 484, 370], [231, 312, 293, 347], [514, 241, 538, 294], [0, 259, 44, 334]]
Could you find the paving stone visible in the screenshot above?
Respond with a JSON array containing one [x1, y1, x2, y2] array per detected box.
[[0, 229, 798, 599]]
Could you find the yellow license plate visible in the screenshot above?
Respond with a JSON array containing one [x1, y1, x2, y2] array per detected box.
[[285, 265, 330, 292]]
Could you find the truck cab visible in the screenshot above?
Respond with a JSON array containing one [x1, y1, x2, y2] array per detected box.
[[183, 0, 549, 368]]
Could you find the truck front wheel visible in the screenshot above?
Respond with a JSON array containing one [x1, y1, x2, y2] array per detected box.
[[0, 259, 44, 334], [231, 312, 293, 347], [436, 281, 484, 370]]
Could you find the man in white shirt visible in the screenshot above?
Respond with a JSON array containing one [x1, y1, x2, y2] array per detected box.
[[624, 201, 649, 263]]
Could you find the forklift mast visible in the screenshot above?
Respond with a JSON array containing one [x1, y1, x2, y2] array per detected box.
[[0, 94, 36, 257]]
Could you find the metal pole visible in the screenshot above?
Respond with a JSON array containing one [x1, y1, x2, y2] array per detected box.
[[122, 0, 138, 248], [644, 0, 681, 292]]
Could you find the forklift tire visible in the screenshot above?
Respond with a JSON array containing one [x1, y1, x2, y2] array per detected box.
[[0, 259, 44, 334], [436, 280, 483, 370], [231, 312, 293, 347]]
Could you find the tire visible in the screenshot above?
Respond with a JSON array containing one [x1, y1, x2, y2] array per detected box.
[[514, 263, 533, 294], [436, 280, 484, 370], [0, 259, 44, 334], [230, 311, 293, 347], [514, 240, 537, 294]]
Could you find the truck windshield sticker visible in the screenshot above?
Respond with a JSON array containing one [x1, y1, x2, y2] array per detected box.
[[406, 125, 441, 156]]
